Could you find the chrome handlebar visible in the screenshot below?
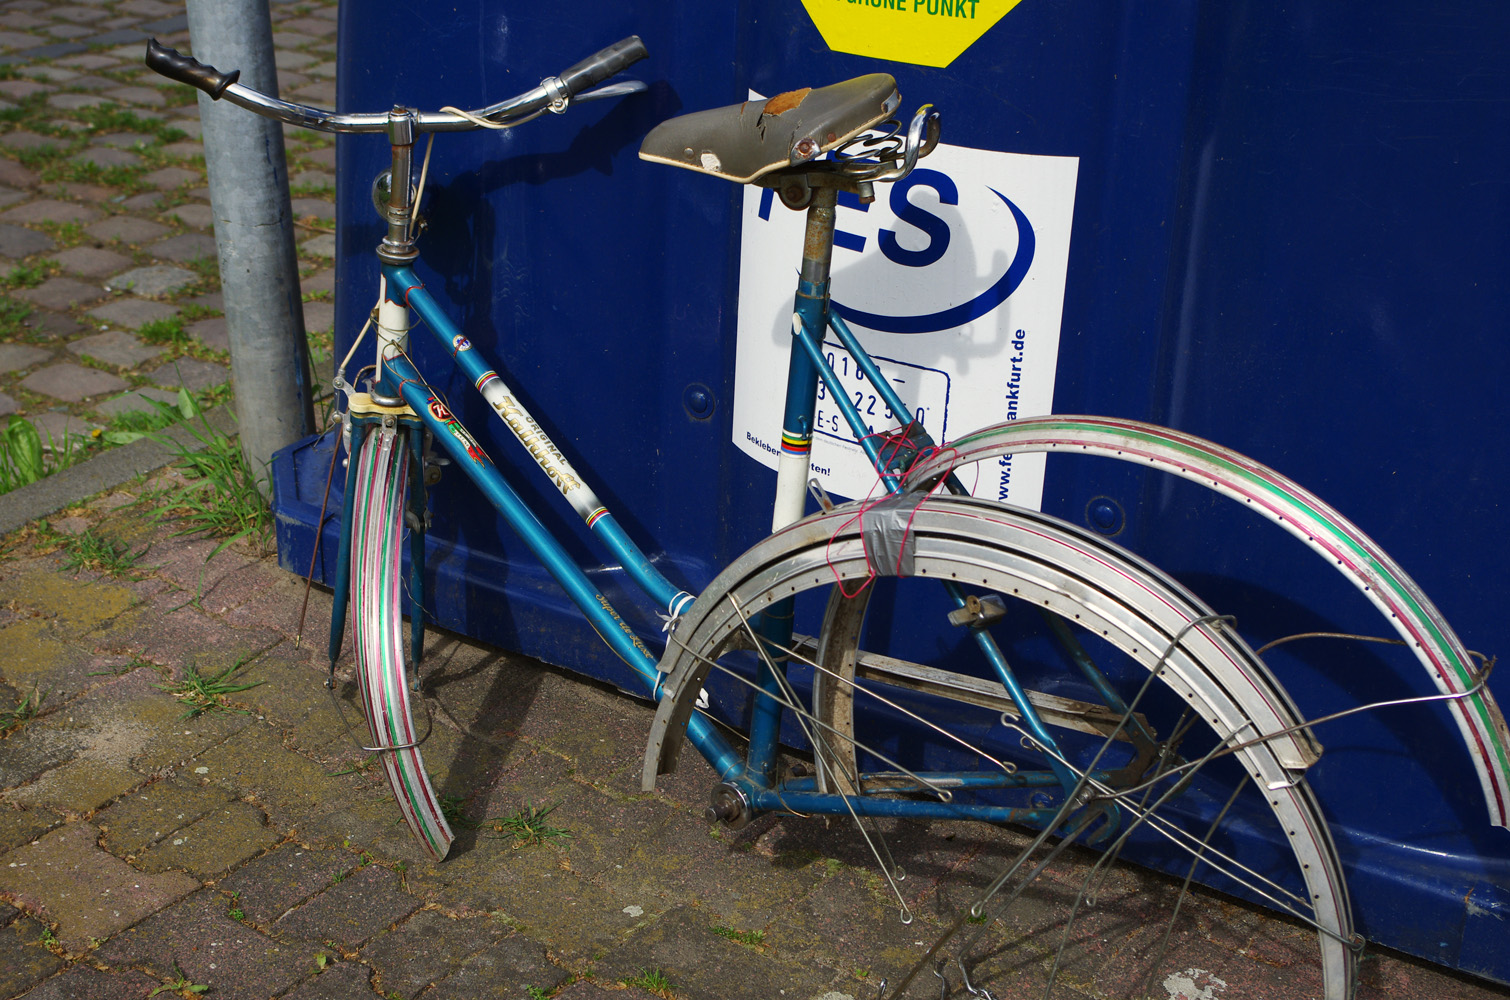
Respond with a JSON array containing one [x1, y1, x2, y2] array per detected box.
[[144, 36, 648, 136]]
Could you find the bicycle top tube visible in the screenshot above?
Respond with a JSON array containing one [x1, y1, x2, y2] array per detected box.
[[144, 35, 648, 135]]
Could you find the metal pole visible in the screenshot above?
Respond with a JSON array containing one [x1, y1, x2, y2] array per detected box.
[[185, 0, 315, 494]]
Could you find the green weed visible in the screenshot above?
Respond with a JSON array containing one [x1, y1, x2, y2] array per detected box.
[[54, 526, 143, 577], [482, 802, 571, 846], [154, 657, 263, 719], [137, 315, 189, 347], [709, 925, 765, 948], [525, 987, 550, 1000], [226, 891, 245, 922], [0, 415, 91, 495], [147, 963, 208, 997], [0, 297, 32, 336], [621, 968, 673, 995], [178, 302, 222, 321], [143, 388, 271, 555], [3, 259, 54, 289]]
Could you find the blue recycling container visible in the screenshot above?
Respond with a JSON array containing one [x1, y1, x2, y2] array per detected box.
[[270, 0, 1510, 983]]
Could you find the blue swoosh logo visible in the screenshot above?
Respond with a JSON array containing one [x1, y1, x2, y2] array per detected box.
[[831, 189, 1035, 335]]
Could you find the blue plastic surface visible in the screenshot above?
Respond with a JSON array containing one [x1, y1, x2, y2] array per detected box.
[[269, 0, 1509, 981]]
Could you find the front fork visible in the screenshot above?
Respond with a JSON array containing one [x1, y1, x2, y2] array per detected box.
[[326, 403, 432, 695]]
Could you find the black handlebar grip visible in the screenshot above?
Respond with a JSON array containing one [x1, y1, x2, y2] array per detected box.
[[558, 36, 648, 98], [144, 38, 241, 100]]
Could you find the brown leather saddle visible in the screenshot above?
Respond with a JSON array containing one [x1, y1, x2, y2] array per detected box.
[[639, 74, 901, 184]]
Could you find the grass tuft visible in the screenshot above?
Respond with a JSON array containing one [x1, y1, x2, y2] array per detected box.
[[0, 687, 48, 737], [154, 657, 263, 719]]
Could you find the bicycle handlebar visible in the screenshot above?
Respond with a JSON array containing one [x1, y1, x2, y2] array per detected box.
[[143, 36, 648, 135]]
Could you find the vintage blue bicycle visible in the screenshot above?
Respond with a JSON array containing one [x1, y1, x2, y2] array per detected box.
[[148, 36, 1506, 1000]]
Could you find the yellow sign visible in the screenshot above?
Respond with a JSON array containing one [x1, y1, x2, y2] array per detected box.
[[801, 0, 1024, 68]]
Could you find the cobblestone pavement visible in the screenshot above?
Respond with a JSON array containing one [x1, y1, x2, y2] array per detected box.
[[1, 3, 1509, 1000], [0, 0, 335, 455]]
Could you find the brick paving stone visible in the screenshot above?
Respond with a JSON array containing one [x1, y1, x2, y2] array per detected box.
[[55, 53, 122, 71], [106, 264, 198, 297], [112, 85, 168, 107], [0, 342, 51, 373], [0, 158, 37, 188], [0, 823, 199, 952], [299, 145, 336, 169], [143, 165, 199, 189], [21, 63, 77, 81], [93, 385, 179, 419], [275, 50, 317, 71], [52, 5, 111, 23], [52, 244, 131, 277], [0, 390, 17, 416], [19, 362, 128, 402], [70, 145, 141, 169], [273, 863, 420, 949], [63, 72, 117, 90], [120, 191, 167, 211], [0, 805, 61, 854], [21, 309, 85, 340], [150, 231, 217, 262], [135, 800, 282, 878], [277, 962, 378, 1000], [14, 276, 108, 309], [95, 889, 311, 1000], [306, 61, 337, 79], [0, 29, 42, 50], [161, 139, 203, 159], [86, 215, 168, 243], [28, 410, 102, 447], [15, 964, 161, 1000], [119, 0, 182, 17], [282, 17, 338, 37], [16, 41, 89, 62], [96, 779, 236, 859], [291, 196, 334, 221], [360, 909, 512, 1000], [290, 170, 335, 191], [303, 269, 334, 295], [218, 844, 353, 927], [272, 31, 320, 49], [68, 329, 164, 369], [0, 915, 65, 998], [88, 296, 179, 329], [169, 202, 214, 229], [140, 355, 230, 390], [289, 80, 336, 106], [188, 315, 227, 352], [168, 116, 202, 140], [300, 233, 335, 258], [0, 130, 63, 153], [303, 300, 334, 333], [419, 933, 572, 1000], [90, 130, 156, 149], [58, 181, 115, 203], [1, 198, 102, 227], [47, 91, 114, 110], [0, 184, 22, 209], [0, 77, 47, 99]]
